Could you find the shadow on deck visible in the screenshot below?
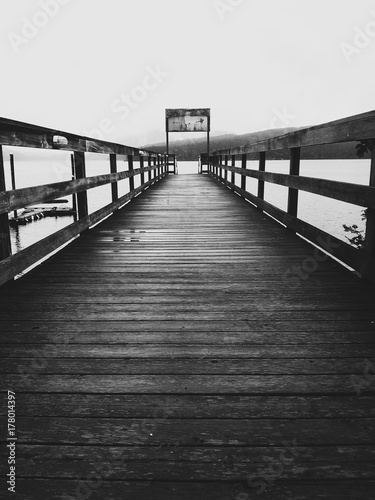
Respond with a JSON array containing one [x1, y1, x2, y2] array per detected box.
[[1, 174, 375, 499]]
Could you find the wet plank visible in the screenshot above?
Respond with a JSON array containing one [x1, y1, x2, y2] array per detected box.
[[1, 174, 375, 499]]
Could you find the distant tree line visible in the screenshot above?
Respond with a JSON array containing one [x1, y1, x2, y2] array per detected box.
[[145, 128, 372, 161]]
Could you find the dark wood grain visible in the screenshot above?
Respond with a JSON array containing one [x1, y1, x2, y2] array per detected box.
[[1, 174, 375, 499]]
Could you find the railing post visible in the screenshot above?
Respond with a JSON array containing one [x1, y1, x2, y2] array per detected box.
[[223, 155, 228, 182], [74, 151, 88, 220], [140, 156, 145, 187], [128, 155, 134, 192], [231, 155, 235, 185], [258, 152, 266, 200], [163, 155, 166, 177], [241, 153, 247, 192], [153, 157, 156, 181], [148, 156, 152, 183], [364, 141, 375, 276], [287, 147, 301, 217], [71, 154, 77, 218], [10, 154, 17, 219], [110, 154, 118, 202], [0, 146, 11, 262]]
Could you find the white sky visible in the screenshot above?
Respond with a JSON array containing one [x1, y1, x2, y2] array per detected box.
[[1, 0, 375, 146]]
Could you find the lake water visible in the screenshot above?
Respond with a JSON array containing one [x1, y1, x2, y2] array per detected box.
[[2, 148, 371, 254]]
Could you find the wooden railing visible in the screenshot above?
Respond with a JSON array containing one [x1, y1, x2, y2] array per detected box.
[[0, 117, 169, 286], [204, 110, 375, 282]]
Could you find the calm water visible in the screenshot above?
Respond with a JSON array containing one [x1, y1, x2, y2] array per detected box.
[[2, 149, 370, 254]]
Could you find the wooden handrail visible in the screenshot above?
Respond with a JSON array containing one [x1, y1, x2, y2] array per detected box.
[[0, 117, 169, 285], [204, 110, 375, 282], [213, 110, 375, 155], [0, 116, 160, 157]]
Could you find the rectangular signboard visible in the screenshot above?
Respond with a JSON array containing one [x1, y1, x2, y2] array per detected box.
[[166, 108, 210, 132]]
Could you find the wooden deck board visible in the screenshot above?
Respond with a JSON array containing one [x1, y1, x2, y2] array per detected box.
[[1, 174, 375, 499]]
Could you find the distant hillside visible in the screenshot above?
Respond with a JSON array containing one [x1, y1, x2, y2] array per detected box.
[[144, 128, 369, 161]]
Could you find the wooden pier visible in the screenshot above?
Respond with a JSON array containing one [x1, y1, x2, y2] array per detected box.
[[0, 114, 375, 499]]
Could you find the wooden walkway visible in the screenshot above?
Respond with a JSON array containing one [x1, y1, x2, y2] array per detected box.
[[1, 174, 375, 500]]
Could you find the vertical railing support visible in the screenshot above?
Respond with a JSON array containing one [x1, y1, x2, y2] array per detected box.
[[231, 155, 235, 185], [287, 147, 301, 217], [74, 151, 88, 220], [10, 154, 17, 219], [70, 154, 77, 218], [258, 152, 266, 200], [0, 146, 11, 262], [223, 155, 228, 182], [110, 154, 118, 202], [153, 157, 157, 182], [148, 156, 152, 183], [241, 153, 247, 193], [128, 155, 134, 192], [364, 140, 375, 278], [140, 156, 145, 187]]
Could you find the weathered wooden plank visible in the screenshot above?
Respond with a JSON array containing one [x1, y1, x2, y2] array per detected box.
[[1, 308, 374, 320], [1, 299, 374, 314], [0, 319, 373, 333], [2, 358, 374, 377], [3, 373, 375, 395], [7, 446, 375, 480], [12, 478, 375, 500], [2, 394, 373, 418], [3, 344, 374, 359], [15, 417, 375, 445], [1, 331, 374, 345]]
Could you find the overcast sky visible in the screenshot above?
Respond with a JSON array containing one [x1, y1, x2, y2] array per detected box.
[[1, 0, 375, 146]]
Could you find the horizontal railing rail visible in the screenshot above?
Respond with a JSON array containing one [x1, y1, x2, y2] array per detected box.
[[0, 117, 169, 286], [203, 110, 375, 283]]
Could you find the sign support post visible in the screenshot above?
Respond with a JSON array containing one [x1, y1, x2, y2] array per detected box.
[[165, 108, 210, 174]]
